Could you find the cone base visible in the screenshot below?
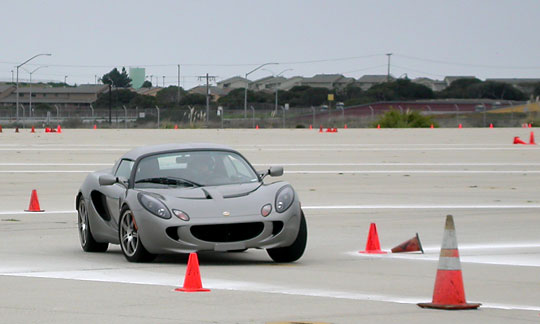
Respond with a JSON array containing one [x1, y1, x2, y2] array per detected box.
[[417, 302, 481, 310], [25, 209, 45, 212], [175, 287, 210, 292], [359, 250, 387, 254]]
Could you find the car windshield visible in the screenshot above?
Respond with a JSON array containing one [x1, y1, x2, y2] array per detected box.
[[133, 150, 259, 188]]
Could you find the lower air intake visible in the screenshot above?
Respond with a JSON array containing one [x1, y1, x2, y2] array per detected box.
[[190, 222, 264, 242]]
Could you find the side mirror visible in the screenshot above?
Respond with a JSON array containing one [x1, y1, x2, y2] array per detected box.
[[269, 166, 284, 177], [99, 174, 117, 186]]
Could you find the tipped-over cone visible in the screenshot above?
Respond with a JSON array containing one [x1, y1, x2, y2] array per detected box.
[[175, 253, 210, 292], [514, 136, 527, 145], [417, 215, 480, 310], [391, 233, 424, 253], [359, 223, 387, 254], [25, 189, 45, 212]]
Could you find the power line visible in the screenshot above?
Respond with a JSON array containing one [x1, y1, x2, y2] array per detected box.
[[394, 54, 540, 70]]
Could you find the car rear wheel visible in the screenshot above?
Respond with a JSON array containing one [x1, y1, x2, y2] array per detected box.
[[78, 197, 108, 252], [119, 207, 156, 263], [267, 211, 307, 263]]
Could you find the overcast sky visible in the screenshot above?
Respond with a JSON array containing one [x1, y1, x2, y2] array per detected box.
[[1, 0, 539, 89]]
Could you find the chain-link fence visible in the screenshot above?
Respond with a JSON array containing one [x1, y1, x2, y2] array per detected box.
[[0, 102, 538, 128]]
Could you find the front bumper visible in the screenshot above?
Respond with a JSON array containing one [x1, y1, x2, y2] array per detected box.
[[132, 202, 302, 254]]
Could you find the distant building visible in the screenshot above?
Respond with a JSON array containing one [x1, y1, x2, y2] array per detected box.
[[135, 87, 163, 97], [277, 76, 304, 91], [300, 74, 355, 89], [216, 76, 250, 90], [188, 85, 229, 101], [250, 76, 287, 91], [0, 84, 108, 109], [486, 78, 540, 95], [129, 67, 146, 89], [356, 75, 393, 90]]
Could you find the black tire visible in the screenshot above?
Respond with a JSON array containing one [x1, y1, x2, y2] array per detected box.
[[267, 211, 307, 263], [78, 196, 108, 252], [118, 206, 156, 263]]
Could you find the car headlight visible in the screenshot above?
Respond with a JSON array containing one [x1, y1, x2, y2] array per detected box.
[[137, 192, 171, 219], [275, 185, 294, 213]]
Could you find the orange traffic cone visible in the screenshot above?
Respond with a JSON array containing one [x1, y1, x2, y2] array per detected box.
[[391, 233, 424, 253], [174, 124, 178, 130], [326, 128, 332, 133], [513, 136, 527, 145], [93, 124, 97, 130], [309, 125, 313, 130], [0, 125, 3, 133], [175, 253, 210, 292], [319, 126, 323, 133], [332, 128, 338, 133], [255, 125, 259, 130], [15, 127, 19, 133], [418, 215, 480, 310], [489, 123, 493, 128], [458, 124, 462, 129], [344, 124, 348, 129], [359, 223, 387, 254], [57, 125, 62, 133], [529, 132, 536, 145], [377, 124, 381, 129], [31, 126, 35, 133], [25, 189, 45, 212], [430, 124, 434, 129], [529, 123, 532, 128]]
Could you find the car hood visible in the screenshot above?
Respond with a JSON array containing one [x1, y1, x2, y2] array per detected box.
[[141, 182, 262, 200], [135, 181, 285, 218]]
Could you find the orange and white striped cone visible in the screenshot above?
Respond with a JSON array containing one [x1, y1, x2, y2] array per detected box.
[[418, 215, 480, 310]]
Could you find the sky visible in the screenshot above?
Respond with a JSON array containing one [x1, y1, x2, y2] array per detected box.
[[1, 0, 539, 89]]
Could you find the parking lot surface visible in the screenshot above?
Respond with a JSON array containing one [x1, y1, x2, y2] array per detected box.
[[1, 128, 539, 323]]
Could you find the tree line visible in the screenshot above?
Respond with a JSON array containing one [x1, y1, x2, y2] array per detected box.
[[95, 67, 539, 109]]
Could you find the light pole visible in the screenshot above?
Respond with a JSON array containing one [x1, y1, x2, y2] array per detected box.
[[263, 68, 293, 113], [16, 53, 52, 122], [244, 62, 278, 118], [25, 65, 48, 118]]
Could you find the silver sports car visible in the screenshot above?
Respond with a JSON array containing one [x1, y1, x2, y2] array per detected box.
[[76, 143, 307, 263]]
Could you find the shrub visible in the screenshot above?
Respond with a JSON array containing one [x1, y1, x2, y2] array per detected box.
[[373, 109, 437, 128]]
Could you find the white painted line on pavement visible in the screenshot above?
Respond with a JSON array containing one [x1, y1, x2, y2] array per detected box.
[[1, 269, 538, 312], [303, 205, 540, 209], [2, 169, 539, 175], [0, 163, 112, 166], [5, 162, 538, 167], [253, 162, 540, 166], [0, 170, 94, 173], [285, 170, 540, 174], [0, 210, 77, 215], [2, 203, 540, 216]]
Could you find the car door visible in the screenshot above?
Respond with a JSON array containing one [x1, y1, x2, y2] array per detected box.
[[102, 159, 133, 228]]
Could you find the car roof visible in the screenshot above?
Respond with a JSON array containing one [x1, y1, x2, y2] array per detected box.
[[121, 143, 236, 160]]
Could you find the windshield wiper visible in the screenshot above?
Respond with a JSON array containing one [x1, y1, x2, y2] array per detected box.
[[135, 177, 201, 187]]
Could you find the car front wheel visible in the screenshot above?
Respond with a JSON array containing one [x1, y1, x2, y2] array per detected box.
[[119, 207, 156, 263], [267, 211, 307, 263], [78, 196, 108, 252]]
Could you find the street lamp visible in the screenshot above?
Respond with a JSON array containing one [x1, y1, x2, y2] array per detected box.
[[263, 68, 293, 112], [23, 65, 48, 118], [243, 62, 278, 118], [16, 53, 52, 122]]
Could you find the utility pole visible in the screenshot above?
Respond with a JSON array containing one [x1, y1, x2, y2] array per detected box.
[[198, 73, 217, 122], [177, 64, 181, 104], [386, 53, 392, 82]]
